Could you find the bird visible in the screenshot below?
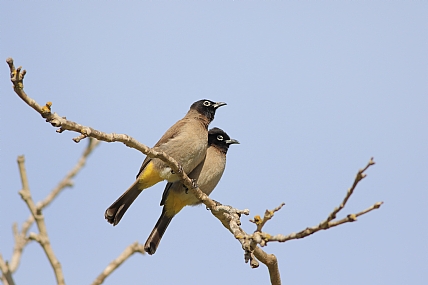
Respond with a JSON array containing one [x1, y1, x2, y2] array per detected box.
[[144, 127, 239, 255], [105, 100, 226, 226]]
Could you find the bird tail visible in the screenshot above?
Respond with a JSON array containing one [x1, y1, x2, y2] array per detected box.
[[105, 179, 141, 226], [144, 208, 174, 255]]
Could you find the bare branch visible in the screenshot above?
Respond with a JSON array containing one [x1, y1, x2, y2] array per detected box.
[[250, 203, 285, 233], [17, 156, 66, 285], [253, 248, 281, 285], [8, 138, 100, 273], [91, 242, 145, 285], [245, 158, 382, 246], [207, 158, 381, 285], [0, 254, 15, 285], [8, 222, 32, 274], [210, 203, 282, 284], [261, 201, 383, 243], [325, 157, 375, 223]]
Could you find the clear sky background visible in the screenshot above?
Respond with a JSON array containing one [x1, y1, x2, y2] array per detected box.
[[1, 2, 427, 285]]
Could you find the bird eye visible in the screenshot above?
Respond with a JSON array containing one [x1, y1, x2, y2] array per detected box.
[[203, 101, 211, 106], [217, 135, 223, 141]]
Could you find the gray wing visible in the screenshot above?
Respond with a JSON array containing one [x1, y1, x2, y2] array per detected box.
[[135, 119, 188, 178]]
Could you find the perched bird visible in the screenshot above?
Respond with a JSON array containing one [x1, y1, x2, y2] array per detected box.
[[105, 100, 226, 226], [144, 127, 239, 255]]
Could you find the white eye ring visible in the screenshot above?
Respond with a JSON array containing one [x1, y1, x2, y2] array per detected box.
[[217, 135, 223, 141], [203, 101, 211, 106]]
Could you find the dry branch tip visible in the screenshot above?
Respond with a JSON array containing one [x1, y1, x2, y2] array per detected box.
[[73, 134, 87, 143]]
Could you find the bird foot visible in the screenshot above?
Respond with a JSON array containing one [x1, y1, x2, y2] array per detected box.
[[170, 165, 183, 175], [184, 179, 198, 194]]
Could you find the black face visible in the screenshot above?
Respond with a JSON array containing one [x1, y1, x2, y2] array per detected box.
[[190, 99, 226, 122], [208, 127, 238, 154]]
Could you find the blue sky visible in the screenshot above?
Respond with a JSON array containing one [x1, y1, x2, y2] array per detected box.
[[1, 2, 427, 285]]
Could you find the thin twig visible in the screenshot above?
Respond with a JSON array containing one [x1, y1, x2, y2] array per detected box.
[[0, 254, 15, 285], [17, 156, 65, 285], [259, 201, 383, 243], [244, 158, 382, 245], [325, 157, 375, 223], [91, 242, 145, 285], [8, 222, 32, 274], [250, 203, 285, 233]]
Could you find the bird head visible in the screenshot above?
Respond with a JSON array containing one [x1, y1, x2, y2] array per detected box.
[[190, 99, 227, 122], [208, 127, 240, 153]]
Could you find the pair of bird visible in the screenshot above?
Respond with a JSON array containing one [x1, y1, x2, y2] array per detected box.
[[104, 99, 239, 255]]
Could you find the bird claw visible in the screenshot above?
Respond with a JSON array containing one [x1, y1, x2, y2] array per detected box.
[[184, 179, 198, 194], [172, 165, 183, 175], [191, 179, 198, 188], [170, 165, 183, 175]]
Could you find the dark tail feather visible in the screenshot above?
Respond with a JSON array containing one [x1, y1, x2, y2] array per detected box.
[[160, 182, 173, 206], [144, 209, 174, 255], [105, 179, 141, 226]]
